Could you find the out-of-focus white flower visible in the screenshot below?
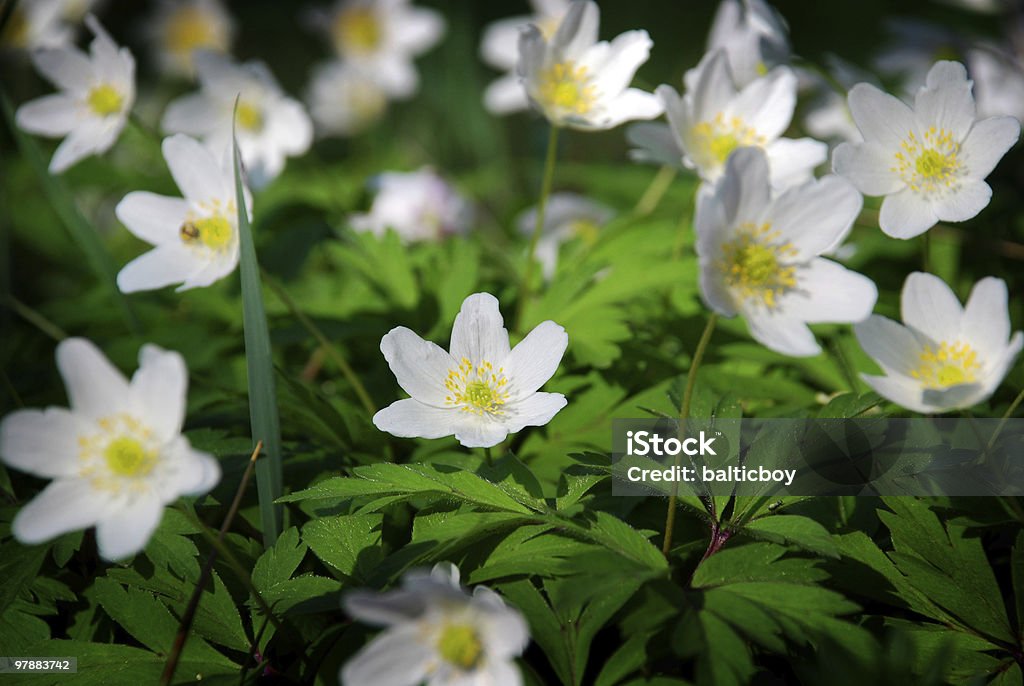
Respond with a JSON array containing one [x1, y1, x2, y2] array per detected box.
[[696, 147, 876, 357], [873, 19, 962, 96], [374, 293, 568, 448], [162, 51, 313, 188], [1, 0, 98, 51], [307, 59, 388, 137], [968, 44, 1024, 122], [311, 0, 445, 100], [518, 0, 663, 130], [801, 56, 876, 145], [342, 563, 530, 686], [833, 61, 1020, 239], [0, 338, 220, 561], [479, 0, 570, 115], [116, 134, 251, 293], [15, 16, 134, 174], [707, 0, 790, 87], [517, 192, 613, 278], [148, 0, 235, 78], [350, 168, 472, 242], [637, 49, 826, 188], [855, 272, 1022, 413]]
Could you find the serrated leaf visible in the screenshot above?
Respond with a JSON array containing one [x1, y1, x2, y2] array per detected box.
[[741, 515, 840, 559], [302, 513, 383, 581]]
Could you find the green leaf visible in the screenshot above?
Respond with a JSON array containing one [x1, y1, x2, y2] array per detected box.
[[252, 527, 306, 593], [233, 125, 284, 546], [302, 513, 383, 581], [741, 515, 840, 559]]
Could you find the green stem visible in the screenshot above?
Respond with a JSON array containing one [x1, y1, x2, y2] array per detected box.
[[515, 125, 560, 332], [633, 165, 677, 217], [987, 386, 1024, 453], [829, 337, 859, 392], [3, 295, 68, 341], [662, 313, 718, 557], [262, 269, 376, 417], [483, 446, 493, 467]]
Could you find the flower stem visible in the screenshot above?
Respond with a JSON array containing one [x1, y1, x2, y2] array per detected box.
[[987, 386, 1024, 453], [483, 446, 493, 467], [633, 165, 677, 217], [662, 313, 718, 557], [515, 125, 560, 332]]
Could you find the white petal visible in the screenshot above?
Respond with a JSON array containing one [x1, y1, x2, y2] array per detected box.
[[481, 16, 531, 70], [860, 373, 930, 413], [831, 141, 904, 196], [344, 589, 428, 627], [49, 122, 104, 173], [161, 93, 220, 137], [719, 146, 772, 226], [732, 66, 797, 141], [585, 30, 652, 98], [854, 315, 924, 376], [13, 479, 111, 545], [979, 332, 1024, 399], [920, 382, 989, 414], [162, 134, 230, 206], [743, 308, 821, 357], [484, 73, 530, 115], [95, 497, 164, 561], [699, 256, 739, 317], [369, 54, 420, 99], [960, 116, 1020, 179], [0, 408, 83, 478], [915, 61, 975, 141], [267, 98, 313, 155], [392, 7, 445, 54], [878, 189, 938, 239], [781, 259, 877, 324], [596, 88, 663, 129], [115, 192, 189, 246], [130, 345, 187, 441], [449, 293, 511, 365], [626, 121, 683, 167], [452, 418, 510, 449], [901, 271, 963, 343], [171, 445, 221, 497], [769, 175, 862, 259], [553, 0, 598, 60], [687, 50, 736, 123], [341, 625, 433, 686], [961, 277, 1010, 360], [503, 322, 568, 400], [477, 660, 524, 686], [933, 179, 991, 224], [503, 392, 567, 433], [56, 338, 129, 420], [117, 244, 199, 293], [31, 47, 93, 92], [176, 247, 238, 291], [763, 137, 828, 189], [380, 327, 453, 406], [15, 94, 79, 137], [373, 399, 458, 440], [847, 82, 917, 150]]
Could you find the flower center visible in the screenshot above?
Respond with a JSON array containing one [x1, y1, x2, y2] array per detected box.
[[236, 101, 264, 132], [538, 61, 596, 116], [445, 358, 510, 416], [436, 624, 483, 670], [180, 215, 234, 251], [909, 341, 980, 389], [104, 436, 157, 477], [334, 7, 381, 55], [719, 222, 799, 308], [164, 5, 219, 55], [87, 84, 124, 117], [691, 113, 764, 171], [568, 219, 600, 245], [893, 127, 961, 195]]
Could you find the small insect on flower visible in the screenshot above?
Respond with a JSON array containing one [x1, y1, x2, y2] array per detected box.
[[15, 15, 134, 174], [0, 338, 220, 561], [374, 293, 568, 448], [832, 60, 1020, 239], [854, 272, 1023, 414], [342, 563, 530, 686]]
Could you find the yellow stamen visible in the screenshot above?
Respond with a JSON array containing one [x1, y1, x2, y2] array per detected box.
[[236, 101, 264, 132], [691, 113, 764, 170], [909, 341, 979, 389], [445, 358, 511, 416], [103, 436, 157, 477], [180, 215, 233, 251], [436, 624, 483, 670], [87, 84, 123, 117], [164, 5, 220, 56], [333, 7, 381, 55], [891, 127, 961, 195], [538, 61, 596, 116], [719, 222, 799, 308]]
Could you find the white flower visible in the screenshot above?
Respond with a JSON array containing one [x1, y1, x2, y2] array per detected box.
[[312, 0, 445, 100], [696, 147, 877, 357], [801, 56, 875, 145], [350, 168, 472, 243], [707, 0, 790, 87], [968, 44, 1024, 122], [342, 563, 529, 686], [479, 0, 570, 115], [517, 0, 663, 130], [15, 15, 134, 174], [517, 192, 613, 278], [641, 49, 827, 188], [833, 60, 1021, 239], [374, 293, 568, 448], [0, 338, 220, 561], [1, 0, 98, 51], [161, 51, 313, 189], [148, 0, 235, 78], [116, 134, 251, 293], [307, 59, 388, 137], [854, 272, 1023, 413]]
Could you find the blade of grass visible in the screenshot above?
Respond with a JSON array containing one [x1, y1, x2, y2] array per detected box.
[[233, 114, 283, 547], [0, 91, 140, 334]]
